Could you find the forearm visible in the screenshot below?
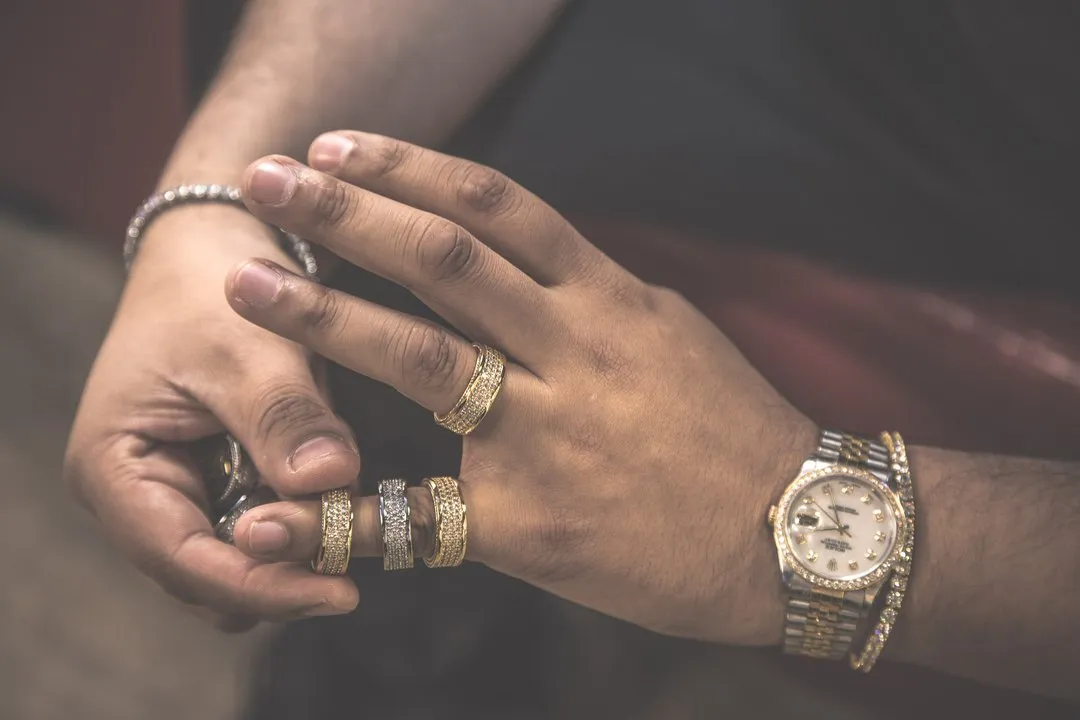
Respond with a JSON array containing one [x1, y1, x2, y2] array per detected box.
[[160, 0, 567, 186], [887, 446, 1080, 699]]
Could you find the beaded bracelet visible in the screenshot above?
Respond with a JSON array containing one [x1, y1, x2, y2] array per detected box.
[[849, 430, 915, 672], [122, 184, 318, 280]]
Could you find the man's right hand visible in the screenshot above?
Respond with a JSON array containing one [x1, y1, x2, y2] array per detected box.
[[64, 205, 361, 626]]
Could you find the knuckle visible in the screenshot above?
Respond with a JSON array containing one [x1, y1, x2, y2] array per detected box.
[[390, 322, 458, 391], [311, 178, 357, 230], [297, 285, 349, 336], [647, 284, 688, 312], [458, 165, 518, 216], [414, 219, 477, 284], [365, 135, 409, 176], [251, 380, 330, 443]]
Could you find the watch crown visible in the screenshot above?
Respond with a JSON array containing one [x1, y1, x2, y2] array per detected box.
[[767, 504, 778, 529]]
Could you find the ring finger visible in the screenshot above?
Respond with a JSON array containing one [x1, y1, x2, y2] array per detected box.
[[225, 259, 545, 421]]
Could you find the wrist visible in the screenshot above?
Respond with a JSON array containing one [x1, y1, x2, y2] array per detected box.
[[719, 410, 816, 647], [129, 202, 302, 279]]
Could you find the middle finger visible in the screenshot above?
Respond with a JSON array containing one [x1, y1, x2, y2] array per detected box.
[[241, 156, 556, 359]]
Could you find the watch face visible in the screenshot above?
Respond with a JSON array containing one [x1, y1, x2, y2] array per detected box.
[[776, 466, 906, 590]]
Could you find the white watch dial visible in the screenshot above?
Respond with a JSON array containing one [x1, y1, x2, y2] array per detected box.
[[784, 474, 898, 582]]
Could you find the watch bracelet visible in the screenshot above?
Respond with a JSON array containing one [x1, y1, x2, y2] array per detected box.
[[123, 184, 318, 280], [848, 431, 915, 672]]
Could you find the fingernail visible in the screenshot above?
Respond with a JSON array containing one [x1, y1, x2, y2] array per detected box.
[[289, 436, 353, 473], [248, 521, 289, 555], [309, 133, 354, 172], [302, 603, 346, 618], [233, 261, 283, 307], [248, 160, 297, 205]]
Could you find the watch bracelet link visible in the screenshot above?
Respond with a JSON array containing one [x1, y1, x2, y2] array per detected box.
[[812, 429, 891, 484], [782, 429, 890, 660], [783, 577, 865, 660]]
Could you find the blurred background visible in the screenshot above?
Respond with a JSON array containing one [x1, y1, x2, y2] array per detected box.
[[0, 3, 264, 719]]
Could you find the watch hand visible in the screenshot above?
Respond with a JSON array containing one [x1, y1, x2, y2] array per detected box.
[[810, 498, 844, 531]]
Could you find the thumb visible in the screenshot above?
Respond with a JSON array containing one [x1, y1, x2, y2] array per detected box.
[[204, 346, 361, 497]]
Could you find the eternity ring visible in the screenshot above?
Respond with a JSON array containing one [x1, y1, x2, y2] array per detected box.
[[423, 477, 467, 568], [378, 478, 414, 571], [433, 344, 506, 436], [312, 487, 354, 576], [214, 486, 278, 544]]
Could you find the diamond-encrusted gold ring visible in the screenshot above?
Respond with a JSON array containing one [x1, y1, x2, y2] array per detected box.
[[433, 344, 506, 436], [422, 477, 467, 568], [378, 478, 414, 571], [312, 487, 354, 576], [849, 431, 914, 672]]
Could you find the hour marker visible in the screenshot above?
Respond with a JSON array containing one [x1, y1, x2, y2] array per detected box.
[[806, 549, 818, 563], [840, 483, 854, 494], [827, 559, 838, 571], [874, 531, 887, 543], [873, 509, 885, 523], [822, 484, 832, 495], [795, 534, 807, 545], [865, 549, 878, 561], [860, 495, 872, 504], [848, 560, 859, 571]]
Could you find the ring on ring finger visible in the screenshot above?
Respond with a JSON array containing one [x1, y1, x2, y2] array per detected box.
[[433, 344, 506, 436]]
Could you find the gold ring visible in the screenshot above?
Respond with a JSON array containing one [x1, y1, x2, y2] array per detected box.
[[422, 477, 467, 568], [312, 487, 353, 575], [433, 344, 506, 435]]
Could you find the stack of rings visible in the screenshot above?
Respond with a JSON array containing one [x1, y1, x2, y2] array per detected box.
[[423, 476, 468, 568], [434, 344, 506, 435], [378, 478, 414, 571], [312, 487, 354, 576]]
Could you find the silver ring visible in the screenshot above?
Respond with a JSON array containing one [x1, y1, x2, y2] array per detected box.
[[378, 478, 414, 571], [197, 434, 258, 514], [219, 435, 257, 508], [214, 486, 278, 544]]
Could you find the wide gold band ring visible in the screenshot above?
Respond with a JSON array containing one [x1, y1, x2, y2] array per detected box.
[[433, 344, 506, 436], [312, 487, 354, 576], [423, 476, 468, 568]]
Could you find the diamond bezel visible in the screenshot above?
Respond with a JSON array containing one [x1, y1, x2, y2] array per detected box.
[[775, 465, 909, 592]]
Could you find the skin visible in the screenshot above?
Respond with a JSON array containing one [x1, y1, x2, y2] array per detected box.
[[64, 0, 564, 630], [219, 133, 1080, 700]]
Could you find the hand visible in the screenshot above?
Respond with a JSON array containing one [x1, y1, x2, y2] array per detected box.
[[65, 206, 362, 627], [224, 132, 816, 645]]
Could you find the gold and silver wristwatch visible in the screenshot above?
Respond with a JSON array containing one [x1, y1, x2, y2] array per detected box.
[[768, 430, 911, 661]]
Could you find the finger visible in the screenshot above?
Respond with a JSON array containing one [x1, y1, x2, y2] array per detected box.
[[308, 131, 611, 287], [240, 156, 555, 354], [196, 337, 362, 497], [232, 481, 503, 565], [77, 436, 358, 620], [227, 259, 546, 420]]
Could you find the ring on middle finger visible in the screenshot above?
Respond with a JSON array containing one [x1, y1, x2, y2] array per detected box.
[[378, 478, 414, 571], [433, 344, 506, 436]]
